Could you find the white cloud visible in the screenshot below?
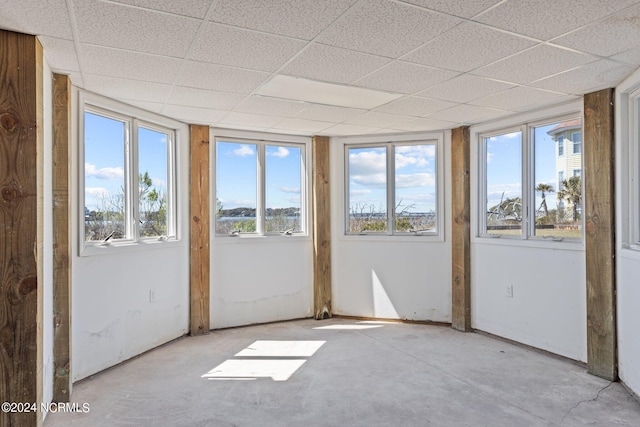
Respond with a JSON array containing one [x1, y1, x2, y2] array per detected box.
[[351, 173, 386, 188], [85, 163, 124, 180], [85, 187, 109, 197], [395, 173, 435, 188], [280, 186, 300, 194], [233, 145, 255, 156], [486, 152, 495, 163], [349, 150, 386, 175], [350, 189, 372, 197], [269, 147, 290, 158]]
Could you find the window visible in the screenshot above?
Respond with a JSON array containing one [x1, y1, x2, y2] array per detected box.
[[82, 104, 176, 246], [558, 136, 564, 156], [346, 141, 438, 235], [480, 115, 582, 241], [215, 136, 306, 236], [572, 132, 582, 154], [573, 169, 581, 177]]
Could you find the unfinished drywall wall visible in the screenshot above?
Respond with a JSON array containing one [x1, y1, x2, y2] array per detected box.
[[70, 91, 190, 381], [330, 132, 452, 322], [211, 238, 313, 328]]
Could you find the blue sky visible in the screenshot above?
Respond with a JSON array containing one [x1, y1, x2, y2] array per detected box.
[[216, 141, 302, 211], [84, 112, 168, 212]]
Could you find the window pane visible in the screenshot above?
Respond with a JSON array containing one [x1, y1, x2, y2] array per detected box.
[[84, 112, 126, 242], [485, 131, 522, 236], [536, 119, 582, 239], [216, 142, 257, 234], [138, 127, 168, 238], [394, 144, 436, 233], [348, 147, 387, 233], [265, 145, 302, 233]]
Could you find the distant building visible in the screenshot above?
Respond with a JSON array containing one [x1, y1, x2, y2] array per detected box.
[[548, 119, 582, 222]]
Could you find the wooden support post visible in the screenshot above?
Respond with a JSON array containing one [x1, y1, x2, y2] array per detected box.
[[190, 125, 210, 335], [584, 89, 617, 381], [312, 136, 331, 319], [0, 30, 44, 427], [52, 73, 72, 402], [451, 126, 471, 332]]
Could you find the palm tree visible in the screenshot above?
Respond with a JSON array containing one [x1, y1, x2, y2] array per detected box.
[[557, 176, 582, 222], [535, 183, 554, 218]]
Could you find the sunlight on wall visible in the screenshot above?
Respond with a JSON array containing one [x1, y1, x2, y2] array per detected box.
[[372, 269, 399, 318]]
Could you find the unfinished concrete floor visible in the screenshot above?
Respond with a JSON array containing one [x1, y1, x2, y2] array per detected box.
[[45, 318, 640, 426]]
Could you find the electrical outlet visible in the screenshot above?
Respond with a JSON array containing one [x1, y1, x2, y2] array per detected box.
[[506, 285, 513, 298], [149, 289, 156, 303]]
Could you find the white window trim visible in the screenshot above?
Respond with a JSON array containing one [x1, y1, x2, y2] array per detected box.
[[471, 100, 585, 249], [211, 128, 311, 239], [336, 131, 445, 242], [78, 90, 183, 256], [627, 86, 640, 249]]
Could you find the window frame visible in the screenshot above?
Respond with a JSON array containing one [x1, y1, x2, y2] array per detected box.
[[341, 132, 444, 239], [630, 87, 640, 248], [79, 91, 180, 255], [476, 108, 584, 245], [572, 131, 582, 154], [212, 129, 310, 238]]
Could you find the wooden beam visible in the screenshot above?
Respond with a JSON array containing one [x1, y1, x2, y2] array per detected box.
[[583, 89, 617, 381], [451, 126, 472, 332], [0, 30, 44, 427], [52, 73, 72, 402], [312, 136, 331, 319], [189, 125, 210, 335]]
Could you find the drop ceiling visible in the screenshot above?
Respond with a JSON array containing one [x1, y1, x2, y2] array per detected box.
[[1, 0, 639, 136]]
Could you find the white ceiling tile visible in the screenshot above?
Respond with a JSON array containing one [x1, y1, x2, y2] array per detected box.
[[354, 62, 459, 94], [552, 4, 640, 57], [294, 105, 366, 122], [390, 117, 457, 132], [220, 112, 284, 128], [316, 0, 462, 58], [416, 75, 516, 103], [210, 0, 358, 40], [344, 111, 408, 128], [322, 123, 385, 136], [475, 0, 639, 41], [234, 96, 308, 116], [469, 86, 577, 111], [403, 22, 536, 72], [83, 74, 173, 103], [611, 47, 640, 67], [530, 60, 636, 95], [177, 61, 270, 94], [109, 0, 213, 19], [81, 45, 182, 84], [0, 0, 72, 39], [272, 118, 334, 133], [169, 86, 246, 110], [399, 0, 502, 18], [162, 105, 228, 125], [124, 100, 165, 114], [39, 36, 79, 72], [282, 44, 391, 84], [375, 96, 455, 116], [188, 22, 306, 72], [472, 45, 594, 85], [73, 0, 200, 57], [426, 104, 509, 123]]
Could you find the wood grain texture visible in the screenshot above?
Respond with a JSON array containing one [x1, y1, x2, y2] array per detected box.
[[451, 127, 471, 332], [52, 73, 72, 402], [0, 30, 43, 427], [583, 89, 617, 381], [189, 125, 210, 335], [312, 136, 331, 319]]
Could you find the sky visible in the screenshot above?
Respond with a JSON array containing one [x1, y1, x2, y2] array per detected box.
[[216, 141, 302, 211], [84, 112, 168, 213]]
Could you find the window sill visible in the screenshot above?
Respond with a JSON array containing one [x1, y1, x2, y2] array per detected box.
[[472, 235, 584, 251], [338, 233, 444, 243], [213, 234, 312, 243], [80, 237, 183, 257], [620, 244, 640, 261]]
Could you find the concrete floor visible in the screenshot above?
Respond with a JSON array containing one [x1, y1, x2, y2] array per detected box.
[[45, 318, 640, 426]]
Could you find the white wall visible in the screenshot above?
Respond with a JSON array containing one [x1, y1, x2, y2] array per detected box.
[[42, 60, 54, 419], [470, 102, 587, 362], [211, 238, 313, 328], [70, 92, 190, 381], [330, 132, 452, 322], [616, 68, 640, 396]]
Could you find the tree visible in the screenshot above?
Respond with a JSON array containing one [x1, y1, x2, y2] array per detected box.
[[487, 194, 522, 224], [535, 183, 554, 218], [557, 176, 581, 222]]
